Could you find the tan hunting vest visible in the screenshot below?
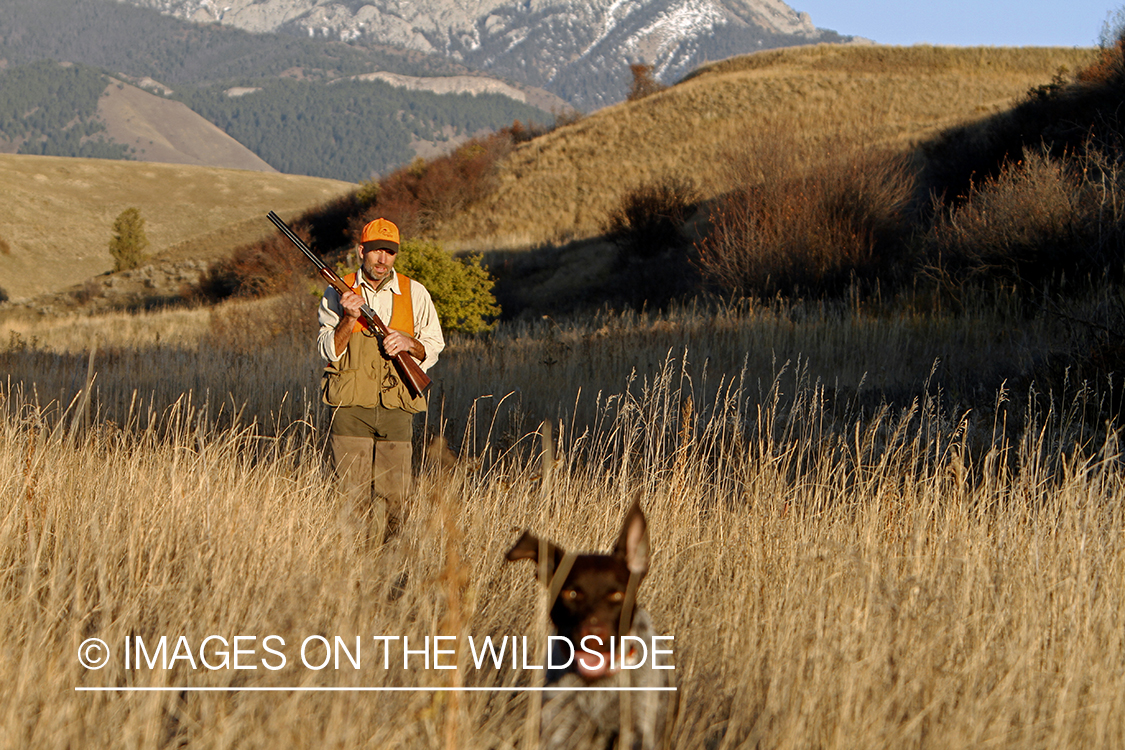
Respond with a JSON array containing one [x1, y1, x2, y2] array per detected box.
[[322, 272, 428, 413]]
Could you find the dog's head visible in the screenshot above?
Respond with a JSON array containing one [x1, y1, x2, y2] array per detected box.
[[505, 496, 650, 681]]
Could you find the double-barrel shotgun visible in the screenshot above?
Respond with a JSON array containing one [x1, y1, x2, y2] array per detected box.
[[267, 211, 431, 399]]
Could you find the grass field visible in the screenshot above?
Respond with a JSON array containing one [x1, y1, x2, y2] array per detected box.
[[0, 155, 353, 302], [3, 290, 1124, 749]]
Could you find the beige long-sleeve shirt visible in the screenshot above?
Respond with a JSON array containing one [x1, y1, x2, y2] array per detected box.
[[317, 268, 445, 372]]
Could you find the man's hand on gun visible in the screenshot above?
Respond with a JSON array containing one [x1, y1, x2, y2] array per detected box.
[[384, 330, 424, 362], [339, 289, 364, 322], [340, 289, 421, 361]]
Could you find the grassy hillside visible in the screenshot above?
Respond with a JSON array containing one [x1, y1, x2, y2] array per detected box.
[[0, 154, 353, 301], [436, 45, 1098, 250], [97, 79, 277, 171]]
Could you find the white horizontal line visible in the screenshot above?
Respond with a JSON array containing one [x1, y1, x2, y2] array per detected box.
[[75, 686, 677, 693]]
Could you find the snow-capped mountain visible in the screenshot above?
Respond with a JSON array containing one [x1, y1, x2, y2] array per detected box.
[[118, 0, 849, 108]]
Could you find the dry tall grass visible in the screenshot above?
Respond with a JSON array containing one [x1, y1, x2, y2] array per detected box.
[[4, 295, 1124, 748], [924, 145, 1125, 294]]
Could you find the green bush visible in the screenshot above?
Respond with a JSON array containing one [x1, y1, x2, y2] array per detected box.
[[395, 240, 499, 334], [355, 179, 380, 207], [108, 207, 149, 272]]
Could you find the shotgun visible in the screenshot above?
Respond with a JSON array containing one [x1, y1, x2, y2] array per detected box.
[[267, 211, 431, 399]]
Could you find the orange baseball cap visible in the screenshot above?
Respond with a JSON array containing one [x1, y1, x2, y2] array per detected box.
[[360, 218, 400, 251]]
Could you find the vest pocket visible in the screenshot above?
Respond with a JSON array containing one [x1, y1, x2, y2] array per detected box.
[[323, 365, 360, 407], [379, 381, 428, 414]]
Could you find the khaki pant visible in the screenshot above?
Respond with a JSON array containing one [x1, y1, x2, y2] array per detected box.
[[330, 406, 414, 544]]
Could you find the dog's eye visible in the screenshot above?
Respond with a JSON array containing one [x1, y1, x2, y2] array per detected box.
[[608, 591, 625, 603], [561, 589, 582, 601]]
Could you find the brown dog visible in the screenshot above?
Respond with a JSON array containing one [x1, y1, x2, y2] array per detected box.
[[506, 497, 673, 750]]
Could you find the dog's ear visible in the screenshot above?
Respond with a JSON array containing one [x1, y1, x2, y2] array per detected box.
[[506, 530, 567, 581], [614, 494, 650, 577]]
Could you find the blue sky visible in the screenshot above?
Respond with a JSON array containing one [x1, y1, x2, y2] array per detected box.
[[792, 1, 1121, 47]]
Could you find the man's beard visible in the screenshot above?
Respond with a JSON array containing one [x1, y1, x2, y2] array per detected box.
[[362, 258, 391, 285]]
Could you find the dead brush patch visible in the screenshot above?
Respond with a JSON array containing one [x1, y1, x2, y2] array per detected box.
[[356, 133, 515, 239], [696, 135, 915, 298], [925, 146, 1125, 295]]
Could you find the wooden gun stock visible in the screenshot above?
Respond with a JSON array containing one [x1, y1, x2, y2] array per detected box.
[[267, 211, 431, 399]]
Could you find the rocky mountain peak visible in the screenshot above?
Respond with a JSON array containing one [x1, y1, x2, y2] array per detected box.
[[118, 0, 848, 108]]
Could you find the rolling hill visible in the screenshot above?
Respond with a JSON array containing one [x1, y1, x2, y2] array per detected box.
[[0, 155, 353, 302], [98, 78, 277, 171], [436, 45, 1099, 250]]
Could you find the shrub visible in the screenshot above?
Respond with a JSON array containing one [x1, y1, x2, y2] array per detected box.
[[355, 179, 379, 207], [73, 279, 102, 305], [696, 139, 915, 298], [605, 176, 698, 259], [356, 133, 514, 238], [108, 207, 149, 272], [193, 197, 360, 304], [924, 146, 1125, 294], [301, 193, 362, 253], [196, 232, 306, 302], [627, 63, 666, 101], [1099, 8, 1125, 51], [0, 235, 10, 256], [600, 176, 701, 308], [394, 240, 499, 334], [504, 119, 549, 144]]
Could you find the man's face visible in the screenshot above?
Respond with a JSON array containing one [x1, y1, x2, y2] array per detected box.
[[359, 242, 397, 283]]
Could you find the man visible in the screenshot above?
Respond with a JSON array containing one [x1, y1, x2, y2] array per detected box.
[[317, 217, 444, 543]]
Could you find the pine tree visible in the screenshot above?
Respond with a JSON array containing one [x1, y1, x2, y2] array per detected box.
[[108, 207, 149, 272]]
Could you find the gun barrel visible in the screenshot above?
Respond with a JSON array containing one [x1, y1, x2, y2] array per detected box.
[[267, 211, 323, 269], [268, 211, 432, 399]]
